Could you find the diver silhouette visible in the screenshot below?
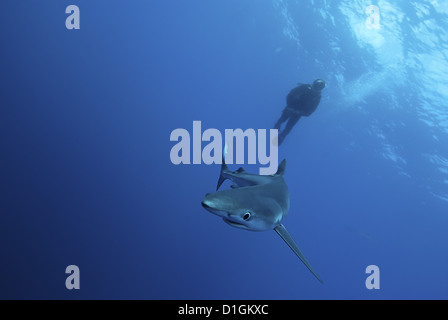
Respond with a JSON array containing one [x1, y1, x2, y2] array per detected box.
[[274, 79, 326, 145]]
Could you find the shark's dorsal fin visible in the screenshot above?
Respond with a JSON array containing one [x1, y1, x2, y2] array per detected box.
[[275, 159, 287, 176], [236, 167, 246, 174], [274, 224, 323, 283]]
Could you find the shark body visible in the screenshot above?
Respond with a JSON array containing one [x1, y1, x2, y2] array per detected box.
[[201, 158, 322, 283]]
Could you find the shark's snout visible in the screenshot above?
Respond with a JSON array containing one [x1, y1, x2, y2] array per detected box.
[[201, 198, 219, 212], [201, 199, 212, 209], [201, 196, 227, 218]]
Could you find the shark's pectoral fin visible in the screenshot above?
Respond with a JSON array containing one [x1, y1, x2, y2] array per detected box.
[[217, 155, 230, 191], [274, 224, 323, 283]]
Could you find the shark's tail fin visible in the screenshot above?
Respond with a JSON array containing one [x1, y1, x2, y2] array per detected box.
[[276, 159, 287, 176], [217, 144, 230, 191]]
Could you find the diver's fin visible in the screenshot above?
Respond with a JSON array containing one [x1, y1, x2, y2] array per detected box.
[[274, 224, 323, 283], [275, 159, 287, 176]]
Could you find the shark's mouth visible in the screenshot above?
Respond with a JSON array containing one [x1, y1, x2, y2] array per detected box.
[[222, 218, 249, 230]]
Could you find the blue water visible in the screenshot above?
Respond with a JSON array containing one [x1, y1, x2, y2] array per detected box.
[[1, 0, 447, 299]]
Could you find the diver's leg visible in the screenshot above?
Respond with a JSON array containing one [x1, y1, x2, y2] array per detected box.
[[274, 110, 290, 130], [278, 116, 301, 145]]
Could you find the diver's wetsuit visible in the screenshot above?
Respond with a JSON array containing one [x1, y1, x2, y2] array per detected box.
[[274, 84, 322, 145]]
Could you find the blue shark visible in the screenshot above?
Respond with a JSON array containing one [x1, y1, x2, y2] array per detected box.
[[201, 158, 322, 283]]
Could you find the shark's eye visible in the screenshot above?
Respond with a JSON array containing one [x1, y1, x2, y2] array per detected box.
[[243, 212, 251, 221]]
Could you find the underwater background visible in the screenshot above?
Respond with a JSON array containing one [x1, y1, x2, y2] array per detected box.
[[1, 0, 447, 299]]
